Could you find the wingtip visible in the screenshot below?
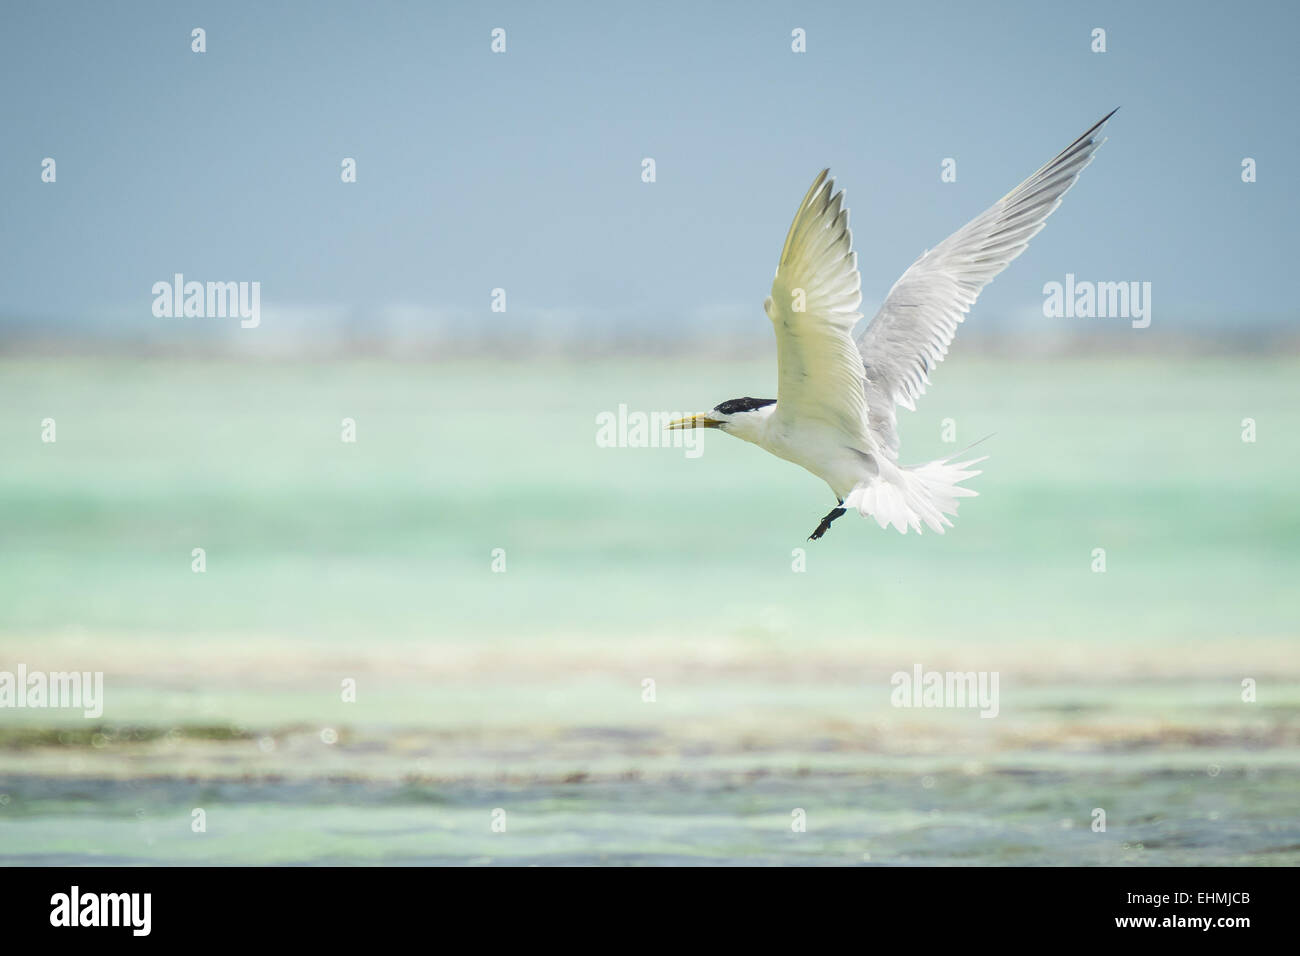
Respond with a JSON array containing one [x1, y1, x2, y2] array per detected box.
[[1090, 109, 1119, 148], [808, 168, 837, 207], [1061, 109, 1118, 157], [1091, 107, 1120, 134]]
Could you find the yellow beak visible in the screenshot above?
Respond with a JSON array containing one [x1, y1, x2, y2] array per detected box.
[[665, 414, 723, 430]]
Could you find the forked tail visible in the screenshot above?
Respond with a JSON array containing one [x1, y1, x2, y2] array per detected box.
[[845, 454, 987, 534]]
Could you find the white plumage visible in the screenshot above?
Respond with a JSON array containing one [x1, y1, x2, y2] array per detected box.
[[669, 111, 1115, 539]]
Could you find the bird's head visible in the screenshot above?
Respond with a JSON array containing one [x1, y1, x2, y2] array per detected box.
[[666, 397, 776, 445]]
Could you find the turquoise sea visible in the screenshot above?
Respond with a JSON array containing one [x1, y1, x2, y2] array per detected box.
[[1, 356, 1297, 864]]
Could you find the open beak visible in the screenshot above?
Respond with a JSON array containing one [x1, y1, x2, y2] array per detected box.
[[665, 414, 723, 430]]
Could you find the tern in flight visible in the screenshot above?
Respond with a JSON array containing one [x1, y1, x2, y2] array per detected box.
[[668, 110, 1115, 540]]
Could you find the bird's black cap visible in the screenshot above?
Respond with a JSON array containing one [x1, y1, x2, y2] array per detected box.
[[714, 397, 776, 415]]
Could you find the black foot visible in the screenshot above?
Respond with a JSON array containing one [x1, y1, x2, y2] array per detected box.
[[808, 506, 847, 541]]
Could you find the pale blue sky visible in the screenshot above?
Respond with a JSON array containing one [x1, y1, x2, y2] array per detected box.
[[2, 0, 1297, 347]]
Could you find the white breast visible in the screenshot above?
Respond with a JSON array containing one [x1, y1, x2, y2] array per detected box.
[[760, 412, 878, 501]]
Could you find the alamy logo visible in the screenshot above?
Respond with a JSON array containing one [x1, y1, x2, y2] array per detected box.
[[50, 886, 151, 936], [890, 664, 999, 718], [152, 273, 260, 328], [1042, 273, 1151, 329], [0, 664, 103, 718], [596, 404, 704, 458]]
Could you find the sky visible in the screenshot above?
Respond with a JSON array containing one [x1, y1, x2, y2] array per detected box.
[[2, 0, 1297, 350]]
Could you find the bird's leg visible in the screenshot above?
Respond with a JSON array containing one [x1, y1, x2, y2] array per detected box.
[[808, 502, 847, 541]]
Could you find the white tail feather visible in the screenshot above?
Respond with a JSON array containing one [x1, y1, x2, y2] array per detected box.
[[845, 456, 986, 534]]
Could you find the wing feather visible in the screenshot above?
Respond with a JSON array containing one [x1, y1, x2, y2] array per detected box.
[[766, 170, 869, 442], [857, 109, 1116, 456]]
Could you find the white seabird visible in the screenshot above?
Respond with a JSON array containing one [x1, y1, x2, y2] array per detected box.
[[668, 110, 1116, 540]]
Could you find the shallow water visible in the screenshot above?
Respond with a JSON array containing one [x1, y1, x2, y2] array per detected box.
[[3, 765, 1297, 866], [1, 357, 1297, 864]]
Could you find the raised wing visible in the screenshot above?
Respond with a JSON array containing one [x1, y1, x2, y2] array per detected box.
[[858, 109, 1116, 456], [765, 169, 869, 443]]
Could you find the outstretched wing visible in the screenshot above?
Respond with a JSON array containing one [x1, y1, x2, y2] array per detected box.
[[765, 170, 869, 443], [857, 109, 1116, 457]]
